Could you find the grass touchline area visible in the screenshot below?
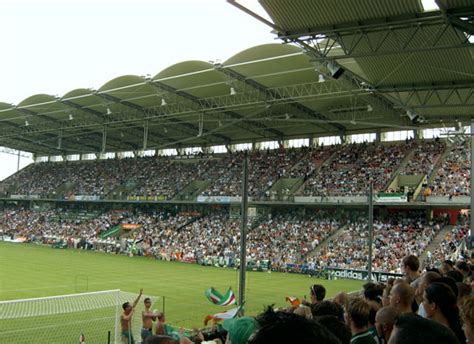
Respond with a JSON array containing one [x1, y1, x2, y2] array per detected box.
[[0, 241, 363, 328]]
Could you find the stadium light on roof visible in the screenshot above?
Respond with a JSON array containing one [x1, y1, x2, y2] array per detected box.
[[318, 74, 325, 83], [161, 98, 167, 106], [106, 108, 112, 115], [24, 120, 29, 126], [229, 87, 237, 96], [68, 114, 74, 120], [421, 0, 440, 11]]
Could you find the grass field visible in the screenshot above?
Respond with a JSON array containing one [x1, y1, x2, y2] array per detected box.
[[0, 241, 362, 343]]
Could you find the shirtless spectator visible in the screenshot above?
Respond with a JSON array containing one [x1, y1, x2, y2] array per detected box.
[[121, 289, 143, 344], [142, 297, 157, 342]]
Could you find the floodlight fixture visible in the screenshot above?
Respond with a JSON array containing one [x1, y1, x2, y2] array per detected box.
[[367, 104, 373, 112], [229, 87, 237, 96], [318, 74, 325, 83], [106, 108, 112, 115], [327, 61, 345, 79], [161, 98, 167, 106], [69, 114, 74, 120], [25, 120, 29, 126]]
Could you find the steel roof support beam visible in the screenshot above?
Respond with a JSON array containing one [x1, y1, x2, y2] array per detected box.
[[16, 106, 126, 153], [386, 87, 474, 108], [95, 92, 230, 144], [147, 81, 282, 138], [304, 24, 471, 60], [59, 99, 156, 149], [215, 65, 345, 133]]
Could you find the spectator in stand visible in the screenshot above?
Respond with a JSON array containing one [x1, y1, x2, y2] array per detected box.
[[304, 284, 326, 306], [222, 316, 257, 344], [457, 282, 471, 308], [316, 315, 352, 344], [389, 282, 415, 315], [415, 271, 441, 317], [345, 298, 376, 344], [389, 314, 459, 344], [375, 306, 399, 344], [423, 282, 466, 343], [248, 307, 341, 344], [461, 295, 474, 344], [311, 301, 344, 321], [401, 255, 420, 286]]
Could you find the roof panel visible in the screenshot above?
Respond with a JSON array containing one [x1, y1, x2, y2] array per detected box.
[[259, 0, 423, 32]]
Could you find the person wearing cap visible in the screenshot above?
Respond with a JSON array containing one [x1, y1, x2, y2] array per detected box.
[[223, 316, 257, 344]]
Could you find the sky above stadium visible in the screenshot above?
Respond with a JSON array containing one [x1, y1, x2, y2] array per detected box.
[[0, 0, 275, 180]]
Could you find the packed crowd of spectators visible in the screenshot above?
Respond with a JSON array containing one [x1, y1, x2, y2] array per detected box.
[[2, 138, 471, 201], [431, 140, 470, 196], [399, 138, 446, 176], [301, 141, 409, 196], [317, 212, 446, 273]]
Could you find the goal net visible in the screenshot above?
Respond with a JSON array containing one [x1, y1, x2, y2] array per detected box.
[[0, 289, 163, 343]]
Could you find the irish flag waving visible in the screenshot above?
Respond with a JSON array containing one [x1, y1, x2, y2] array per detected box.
[[205, 287, 237, 306]]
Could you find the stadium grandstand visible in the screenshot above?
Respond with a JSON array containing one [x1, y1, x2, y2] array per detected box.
[[1, 0, 474, 343]]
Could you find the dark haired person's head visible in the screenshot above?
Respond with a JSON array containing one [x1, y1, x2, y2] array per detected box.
[[457, 282, 471, 307], [311, 300, 344, 321], [310, 284, 326, 304], [122, 302, 131, 311], [145, 336, 178, 344], [456, 261, 470, 277], [388, 314, 459, 344], [441, 260, 455, 275], [364, 285, 383, 304], [402, 255, 419, 275], [248, 307, 341, 344], [315, 315, 351, 344], [446, 269, 464, 283], [423, 282, 465, 343], [433, 276, 459, 297]]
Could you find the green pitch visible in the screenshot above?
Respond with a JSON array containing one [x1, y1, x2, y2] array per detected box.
[[0, 242, 362, 342]]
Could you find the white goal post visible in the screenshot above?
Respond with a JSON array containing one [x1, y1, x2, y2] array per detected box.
[[0, 289, 162, 343]]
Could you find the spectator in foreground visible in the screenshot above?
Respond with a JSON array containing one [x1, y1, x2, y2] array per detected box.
[[389, 282, 415, 315], [345, 298, 376, 344], [375, 306, 399, 344], [248, 307, 341, 344], [121, 289, 143, 344], [305, 284, 326, 306], [461, 295, 474, 344], [388, 314, 459, 344], [423, 282, 465, 343], [222, 316, 257, 344], [401, 255, 420, 287], [316, 315, 352, 344]]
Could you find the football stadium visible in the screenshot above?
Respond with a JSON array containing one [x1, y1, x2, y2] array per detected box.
[[1, 0, 474, 343]]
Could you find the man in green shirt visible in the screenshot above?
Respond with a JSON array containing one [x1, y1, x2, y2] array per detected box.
[[345, 298, 376, 344]]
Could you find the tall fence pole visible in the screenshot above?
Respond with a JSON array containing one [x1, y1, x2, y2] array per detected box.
[[239, 152, 249, 313], [367, 183, 374, 282]]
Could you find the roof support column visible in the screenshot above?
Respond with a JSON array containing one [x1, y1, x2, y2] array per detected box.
[[143, 120, 149, 151], [102, 125, 107, 153]]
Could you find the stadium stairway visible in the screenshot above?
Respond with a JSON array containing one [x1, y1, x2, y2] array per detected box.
[[383, 148, 416, 191], [419, 225, 453, 266], [305, 224, 348, 258]]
